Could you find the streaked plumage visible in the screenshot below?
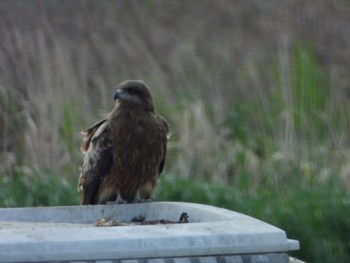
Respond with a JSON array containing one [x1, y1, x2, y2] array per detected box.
[[78, 80, 170, 205]]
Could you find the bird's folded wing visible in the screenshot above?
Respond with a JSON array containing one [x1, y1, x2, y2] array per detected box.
[[79, 121, 113, 205], [80, 119, 107, 153]]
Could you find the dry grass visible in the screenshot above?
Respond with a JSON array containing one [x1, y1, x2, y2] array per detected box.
[[1, 0, 350, 185]]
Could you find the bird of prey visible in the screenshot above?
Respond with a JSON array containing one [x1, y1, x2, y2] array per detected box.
[[78, 80, 170, 205]]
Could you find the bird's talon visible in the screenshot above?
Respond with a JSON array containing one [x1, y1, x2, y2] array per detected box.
[[133, 198, 144, 203], [133, 192, 154, 203], [107, 193, 127, 204]]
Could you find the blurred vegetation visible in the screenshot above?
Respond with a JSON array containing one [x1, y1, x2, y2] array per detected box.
[[1, 1, 350, 262]]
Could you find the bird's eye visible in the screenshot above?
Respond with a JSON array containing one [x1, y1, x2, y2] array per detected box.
[[127, 87, 138, 95]]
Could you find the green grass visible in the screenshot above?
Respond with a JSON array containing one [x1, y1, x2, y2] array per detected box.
[[0, 167, 79, 207], [1, 166, 348, 262], [157, 176, 350, 263]]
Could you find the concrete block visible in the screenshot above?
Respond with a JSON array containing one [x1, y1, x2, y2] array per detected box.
[[0, 202, 299, 262]]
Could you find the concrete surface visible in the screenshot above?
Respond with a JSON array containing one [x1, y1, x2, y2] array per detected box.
[[0, 202, 299, 262]]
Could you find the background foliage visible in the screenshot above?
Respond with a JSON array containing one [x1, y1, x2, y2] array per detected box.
[[1, 1, 350, 262]]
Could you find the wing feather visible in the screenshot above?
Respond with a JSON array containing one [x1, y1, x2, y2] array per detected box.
[[157, 115, 170, 174], [80, 119, 107, 153], [78, 121, 113, 205]]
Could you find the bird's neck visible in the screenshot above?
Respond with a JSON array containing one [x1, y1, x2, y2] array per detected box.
[[109, 102, 153, 121]]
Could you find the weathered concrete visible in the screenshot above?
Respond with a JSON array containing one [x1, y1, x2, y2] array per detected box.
[[0, 202, 299, 262]]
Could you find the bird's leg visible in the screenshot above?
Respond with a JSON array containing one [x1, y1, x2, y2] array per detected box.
[[133, 191, 154, 203], [107, 193, 127, 204], [133, 191, 144, 203], [115, 193, 127, 204]]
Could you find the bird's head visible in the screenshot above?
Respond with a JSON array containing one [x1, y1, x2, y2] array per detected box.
[[113, 80, 154, 111]]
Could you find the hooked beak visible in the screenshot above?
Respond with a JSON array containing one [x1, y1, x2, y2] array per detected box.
[[113, 89, 123, 101]]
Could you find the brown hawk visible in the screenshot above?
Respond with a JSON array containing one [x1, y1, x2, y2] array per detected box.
[[78, 80, 170, 205]]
